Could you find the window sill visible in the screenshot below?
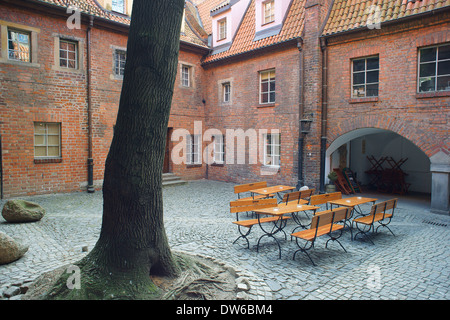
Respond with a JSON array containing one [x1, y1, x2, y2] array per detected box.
[[210, 163, 224, 167], [186, 164, 202, 168], [34, 158, 62, 164], [349, 97, 379, 104], [257, 103, 276, 108], [416, 91, 450, 99], [0, 59, 40, 68]]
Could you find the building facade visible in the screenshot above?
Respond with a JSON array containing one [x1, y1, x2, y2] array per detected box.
[[0, 0, 449, 214]]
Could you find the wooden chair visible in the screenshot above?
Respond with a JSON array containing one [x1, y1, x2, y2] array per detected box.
[[352, 199, 397, 244], [280, 188, 315, 205], [309, 192, 342, 209], [230, 198, 290, 249], [234, 181, 274, 201], [291, 207, 351, 266]]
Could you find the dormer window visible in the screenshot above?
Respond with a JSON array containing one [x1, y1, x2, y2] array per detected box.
[[112, 0, 125, 14], [263, 0, 275, 25], [218, 18, 227, 41]]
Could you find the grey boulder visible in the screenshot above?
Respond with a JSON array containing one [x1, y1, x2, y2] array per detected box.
[[2, 200, 45, 223], [0, 232, 28, 265]]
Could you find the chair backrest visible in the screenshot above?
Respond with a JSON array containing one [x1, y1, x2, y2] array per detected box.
[[311, 207, 350, 229], [369, 198, 398, 217], [234, 181, 267, 195], [230, 198, 277, 214], [281, 188, 315, 204], [309, 192, 342, 206]]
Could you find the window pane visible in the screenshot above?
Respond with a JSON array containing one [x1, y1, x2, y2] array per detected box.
[[438, 44, 450, 61], [420, 62, 436, 77], [269, 92, 275, 103], [418, 77, 435, 92], [353, 72, 365, 85], [34, 135, 45, 145], [269, 81, 275, 92], [261, 81, 268, 92], [366, 84, 378, 97], [366, 70, 379, 83], [34, 123, 46, 134], [261, 93, 268, 103], [47, 123, 60, 134], [60, 41, 68, 50], [366, 57, 379, 70], [420, 47, 437, 63], [48, 135, 60, 145], [353, 85, 365, 97], [353, 59, 365, 72], [48, 147, 60, 157], [68, 60, 76, 69], [35, 147, 47, 157], [437, 60, 450, 76], [437, 75, 450, 91]]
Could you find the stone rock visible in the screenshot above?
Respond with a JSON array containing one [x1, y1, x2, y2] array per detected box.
[[2, 200, 45, 223], [0, 232, 29, 265], [3, 286, 21, 298]]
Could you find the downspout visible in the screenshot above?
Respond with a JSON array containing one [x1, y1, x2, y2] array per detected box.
[[296, 39, 304, 190], [87, 15, 95, 193], [319, 37, 328, 193]]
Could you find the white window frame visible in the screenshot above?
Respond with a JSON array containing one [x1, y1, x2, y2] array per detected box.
[[213, 134, 224, 164], [34, 122, 61, 159], [218, 18, 227, 41], [186, 134, 201, 165], [263, 133, 280, 167], [59, 39, 78, 70], [418, 43, 450, 92], [223, 82, 231, 103], [114, 49, 126, 76], [351, 56, 379, 98], [260, 69, 276, 104], [263, 0, 275, 25], [112, 0, 125, 13], [181, 65, 191, 87]]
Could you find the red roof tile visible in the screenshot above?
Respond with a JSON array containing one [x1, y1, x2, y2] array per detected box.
[[202, 0, 305, 64], [322, 0, 450, 36]]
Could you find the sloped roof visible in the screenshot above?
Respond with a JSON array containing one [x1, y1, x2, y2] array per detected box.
[[31, 0, 208, 48], [202, 0, 305, 64], [322, 0, 450, 36]]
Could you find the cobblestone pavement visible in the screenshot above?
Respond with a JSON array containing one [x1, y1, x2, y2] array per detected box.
[[1, 180, 449, 300]]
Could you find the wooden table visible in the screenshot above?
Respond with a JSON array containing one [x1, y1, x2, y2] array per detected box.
[[253, 202, 319, 258], [328, 196, 377, 218], [250, 185, 295, 201]]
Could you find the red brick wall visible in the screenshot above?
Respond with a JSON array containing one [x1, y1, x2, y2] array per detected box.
[[325, 13, 450, 159], [202, 46, 300, 187]]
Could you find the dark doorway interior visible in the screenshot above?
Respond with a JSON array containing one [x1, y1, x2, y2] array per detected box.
[[163, 128, 172, 174]]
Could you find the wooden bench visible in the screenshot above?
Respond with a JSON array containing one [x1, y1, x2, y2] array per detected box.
[[280, 188, 315, 205], [291, 207, 351, 266], [309, 192, 342, 209], [234, 181, 274, 201], [230, 198, 291, 248], [352, 198, 397, 244]]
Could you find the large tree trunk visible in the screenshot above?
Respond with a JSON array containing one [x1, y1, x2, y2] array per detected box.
[[45, 0, 185, 300]]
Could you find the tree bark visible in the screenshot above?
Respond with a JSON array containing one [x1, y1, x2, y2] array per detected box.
[[45, 0, 185, 300]]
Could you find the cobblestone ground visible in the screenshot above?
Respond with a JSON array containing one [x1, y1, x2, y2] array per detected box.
[[1, 180, 449, 300]]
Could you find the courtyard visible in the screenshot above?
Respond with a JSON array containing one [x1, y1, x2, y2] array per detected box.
[[1, 179, 449, 300]]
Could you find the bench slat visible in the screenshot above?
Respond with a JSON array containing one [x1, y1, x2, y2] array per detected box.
[[292, 223, 344, 241], [233, 216, 291, 228]]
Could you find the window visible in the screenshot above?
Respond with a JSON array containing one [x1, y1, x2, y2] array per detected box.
[[263, 0, 275, 24], [264, 133, 280, 167], [218, 18, 227, 41], [181, 65, 191, 87], [34, 122, 61, 158], [112, 0, 125, 13], [223, 82, 231, 102], [7, 29, 30, 62], [59, 39, 78, 69], [352, 56, 379, 98], [114, 50, 126, 76], [260, 69, 276, 104], [186, 134, 201, 165], [213, 135, 224, 164], [418, 43, 450, 92]]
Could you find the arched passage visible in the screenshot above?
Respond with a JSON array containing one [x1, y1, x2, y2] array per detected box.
[[325, 128, 431, 195]]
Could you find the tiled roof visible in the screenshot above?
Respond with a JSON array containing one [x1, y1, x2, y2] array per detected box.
[[32, 0, 208, 48], [322, 0, 450, 36], [196, 0, 227, 34], [202, 0, 305, 64]]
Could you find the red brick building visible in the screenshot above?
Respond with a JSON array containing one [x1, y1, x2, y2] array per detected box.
[[0, 0, 449, 214]]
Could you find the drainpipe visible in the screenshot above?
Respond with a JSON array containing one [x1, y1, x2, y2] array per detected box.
[[87, 15, 95, 193], [296, 39, 304, 191], [319, 37, 328, 193]]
